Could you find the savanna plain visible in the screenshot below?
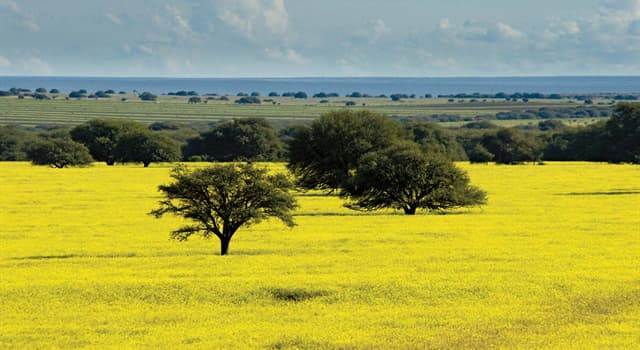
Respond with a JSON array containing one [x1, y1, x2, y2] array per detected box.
[[0, 162, 639, 349]]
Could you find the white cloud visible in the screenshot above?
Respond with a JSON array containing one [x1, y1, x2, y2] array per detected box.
[[164, 56, 193, 75], [263, 0, 289, 34], [372, 19, 390, 39], [265, 47, 306, 64], [440, 20, 525, 42], [164, 4, 195, 38], [138, 45, 154, 55], [0, 0, 39, 32], [0, 0, 18, 12], [602, 0, 640, 16], [22, 57, 52, 75], [106, 13, 123, 26], [439, 18, 451, 31], [0, 55, 11, 68], [496, 22, 524, 39], [23, 19, 39, 32], [347, 18, 392, 46], [216, 0, 290, 42]]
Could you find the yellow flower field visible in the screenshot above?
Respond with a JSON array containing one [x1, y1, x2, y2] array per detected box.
[[0, 162, 638, 349]]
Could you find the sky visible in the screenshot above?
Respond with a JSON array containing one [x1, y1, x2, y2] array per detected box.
[[1, 0, 639, 77]]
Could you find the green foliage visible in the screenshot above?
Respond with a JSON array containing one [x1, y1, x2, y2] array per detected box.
[[0, 126, 30, 161], [26, 138, 93, 168], [184, 118, 284, 162], [541, 103, 640, 163], [71, 119, 178, 166], [468, 144, 495, 163], [115, 130, 182, 167], [235, 96, 261, 104], [148, 121, 180, 131], [150, 163, 297, 255], [70, 119, 146, 165], [344, 142, 486, 215], [605, 103, 640, 163], [138, 92, 157, 101], [287, 109, 404, 191], [407, 122, 468, 160], [537, 119, 567, 132], [481, 128, 541, 164], [542, 123, 608, 161]]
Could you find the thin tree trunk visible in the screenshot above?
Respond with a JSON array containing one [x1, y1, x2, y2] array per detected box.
[[220, 237, 231, 256]]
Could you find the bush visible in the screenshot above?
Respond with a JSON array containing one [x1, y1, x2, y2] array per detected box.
[[235, 96, 261, 104], [139, 92, 157, 101]]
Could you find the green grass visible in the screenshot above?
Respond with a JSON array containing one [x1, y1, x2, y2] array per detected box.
[[0, 95, 594, 128]]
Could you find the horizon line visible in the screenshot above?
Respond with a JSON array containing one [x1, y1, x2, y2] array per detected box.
[[2, 74, 640, 79]]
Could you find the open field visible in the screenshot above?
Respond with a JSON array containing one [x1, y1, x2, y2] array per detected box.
[[0, 96, 605, 128], [1, 162, 638, 349]]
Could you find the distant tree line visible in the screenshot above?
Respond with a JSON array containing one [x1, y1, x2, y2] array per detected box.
[[2, 87, 639, 102], [399, 106, 613, 124], [1, 104, 638, 167]]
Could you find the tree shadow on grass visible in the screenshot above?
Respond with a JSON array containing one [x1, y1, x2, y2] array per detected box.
[[267, 287, 333, 303], [558, 190, 640, 196]]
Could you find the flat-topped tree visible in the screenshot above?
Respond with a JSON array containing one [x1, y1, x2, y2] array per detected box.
[[344, 142, 487, 215], [150, 163, 297, 255]]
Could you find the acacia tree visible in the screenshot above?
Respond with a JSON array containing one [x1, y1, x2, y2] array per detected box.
[[150, 164, 297, 255], [344, 142, 486, 215]]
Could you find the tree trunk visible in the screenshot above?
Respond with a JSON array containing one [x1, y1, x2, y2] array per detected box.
[[106, 160, 115, 166], [220, 237, 231, 256], [403, 206, 417, 215], [143, 162, 150, 168]]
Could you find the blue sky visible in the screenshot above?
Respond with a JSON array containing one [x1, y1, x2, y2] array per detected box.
[[1, 0, 639, 77]]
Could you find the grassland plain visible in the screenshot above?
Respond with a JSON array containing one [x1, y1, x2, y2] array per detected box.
[[0, 162, 639, 349], [0, 96, 600, 128]]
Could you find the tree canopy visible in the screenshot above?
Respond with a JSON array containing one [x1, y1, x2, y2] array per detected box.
[[344, 142, 486, 215], [26, 138, 93, 168], [0, 126, 30, 161], [407, 122, 467, 161], [150, 163, 297, 255], [287, 109, 404, 191], [480, 128, 540, 164], [138, 92, 157, 101], [184, 118, 284, 162], [604, 103, 640, 163], [115, 130, 182, 167], [70, 119, 145, 165], [71, 119, 180, 166]]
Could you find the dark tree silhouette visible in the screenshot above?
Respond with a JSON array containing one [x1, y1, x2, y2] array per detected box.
[[150, 164, 297, 255]]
